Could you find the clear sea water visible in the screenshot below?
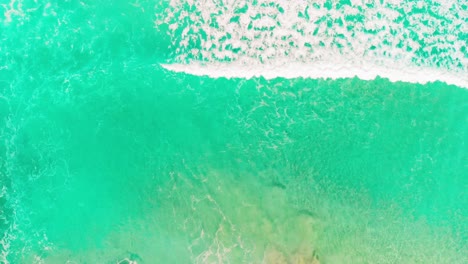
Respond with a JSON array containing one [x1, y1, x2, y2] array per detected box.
[[1, 0, 467, 263]]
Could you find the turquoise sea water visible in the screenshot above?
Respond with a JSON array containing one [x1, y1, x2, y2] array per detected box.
[[1, 0, 467, 263]]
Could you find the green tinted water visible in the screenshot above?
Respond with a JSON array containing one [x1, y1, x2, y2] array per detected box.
[[1, 1, 467, 263]]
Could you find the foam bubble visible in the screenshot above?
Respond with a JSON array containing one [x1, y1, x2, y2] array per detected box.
[[156, 0, 468, 88], [160, 60, 468, 88], [1, 0, 24, 23]]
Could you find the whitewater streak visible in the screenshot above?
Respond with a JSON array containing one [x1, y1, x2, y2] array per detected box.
[[160, 60, 468, 88], [156, 0, 468, 88]]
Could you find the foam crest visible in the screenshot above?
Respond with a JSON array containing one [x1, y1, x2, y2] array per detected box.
[[156, 0, 468, 87]]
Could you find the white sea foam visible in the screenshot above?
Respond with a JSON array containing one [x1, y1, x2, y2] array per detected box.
[[160, 60, 468, 88], [156, 0, 468, 88], [1, 0, 24, 23]]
